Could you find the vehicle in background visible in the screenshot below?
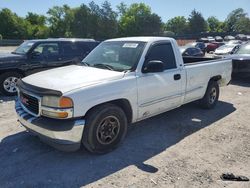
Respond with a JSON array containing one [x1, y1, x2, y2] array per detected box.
[[230, 42, 250, 78], [185, 42, 206, 54], [0, 38, 100, 95], [180, 46, 204, 57], [215, 36, 223, 42], [15, 36, 232, 153], [197, 38, 209, 43], [214, 44, 240, 56], [224, 35, 235, 41], [207, 36, 215, 42], [227, 40, 242, 45], [206, 42, 225, 53], [235, 34, 247, 41], [247, 35, 250, 41]]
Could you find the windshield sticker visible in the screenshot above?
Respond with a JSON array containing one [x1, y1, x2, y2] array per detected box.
[[123, 43, 139, 48]]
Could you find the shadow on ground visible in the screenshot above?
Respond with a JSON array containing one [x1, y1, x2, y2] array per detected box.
[[0, 101, 236, 188], [0, 94, 16, 102], [230, 77, 250, 87]]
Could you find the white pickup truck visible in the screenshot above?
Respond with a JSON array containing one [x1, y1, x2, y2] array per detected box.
[[15, 37, 232, 153]]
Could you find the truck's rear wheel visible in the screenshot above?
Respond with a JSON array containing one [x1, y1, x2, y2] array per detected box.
[[82, 104, 128, 154], [0, 72, 22, 96], [199, 81, 219, 109]]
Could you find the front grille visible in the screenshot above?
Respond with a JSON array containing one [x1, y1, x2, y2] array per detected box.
[[19, 91, 39, 116]]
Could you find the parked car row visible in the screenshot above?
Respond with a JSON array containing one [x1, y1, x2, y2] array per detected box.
[[198, 34, 250, 43], [179, 38, 250, 78], [0, 38, 100, 95]]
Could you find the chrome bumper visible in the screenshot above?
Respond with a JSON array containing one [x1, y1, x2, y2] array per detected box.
[[15, 101, 85, 151]]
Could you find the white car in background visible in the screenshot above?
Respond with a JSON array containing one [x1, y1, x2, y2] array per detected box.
[[214, 44, 240, 56]]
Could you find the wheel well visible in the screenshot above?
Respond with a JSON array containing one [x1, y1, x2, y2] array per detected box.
[[85, 99, 133, 124], [0, 69, 25, 77], [209, 75, 221, 82]]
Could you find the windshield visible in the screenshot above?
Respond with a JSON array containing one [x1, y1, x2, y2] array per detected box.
[[82, 41, 146, 72], [235, 44, 250, 55], [13, 41, 35, 55]]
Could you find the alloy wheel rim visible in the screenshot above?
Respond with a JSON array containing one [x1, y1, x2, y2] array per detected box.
[[3, 77, 18, 93], [96, 115, 120, 145], [209, 87, 217, 104]]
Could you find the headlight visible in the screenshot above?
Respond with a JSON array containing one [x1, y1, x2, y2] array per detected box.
[[41, 96, 74, 119], [42, 96, 73, 108]]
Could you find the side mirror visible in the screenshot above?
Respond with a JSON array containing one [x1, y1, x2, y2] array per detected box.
[[143, 60, 164, 73]]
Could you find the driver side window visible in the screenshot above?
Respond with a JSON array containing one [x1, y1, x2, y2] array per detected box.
[[33, 43, 59, 57], [146, 43, 177, 70]]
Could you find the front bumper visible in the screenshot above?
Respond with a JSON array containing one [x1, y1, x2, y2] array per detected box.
[[15, 100, 85, 151]]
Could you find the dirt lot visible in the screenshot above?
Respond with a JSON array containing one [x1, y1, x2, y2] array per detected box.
[[0, 46, 17, 53], [0, 80, 249, 188]]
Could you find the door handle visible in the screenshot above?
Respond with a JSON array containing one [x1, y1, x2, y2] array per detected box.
[[174, 74, 181, 80], [58, 57, 62, 61]]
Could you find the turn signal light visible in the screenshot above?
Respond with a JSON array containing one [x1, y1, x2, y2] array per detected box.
[[59, 97, 73, 108]]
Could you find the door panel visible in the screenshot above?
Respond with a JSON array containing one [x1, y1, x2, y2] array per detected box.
[[137, 42, 184, 120], [137, 69, 183, 119]]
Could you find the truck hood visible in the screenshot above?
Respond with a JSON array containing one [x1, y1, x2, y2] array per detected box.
[[0, 52, 26, 63], [22, 65, 125, 93]]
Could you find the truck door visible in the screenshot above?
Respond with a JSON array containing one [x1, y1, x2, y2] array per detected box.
[[27, 42, 61, 74], [137, 42, 184, 119]]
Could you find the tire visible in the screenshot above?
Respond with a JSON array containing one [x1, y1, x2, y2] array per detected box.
[[0, 72, 22, 96], [199, 81, 219, 109], [82, 104, 128, 154]]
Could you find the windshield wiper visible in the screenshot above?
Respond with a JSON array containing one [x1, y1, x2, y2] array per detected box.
[[82, 62, 90, 66], [93, 63, 115, 71]]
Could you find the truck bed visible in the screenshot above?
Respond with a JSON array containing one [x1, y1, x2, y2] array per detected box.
[[183, 56, 222, 65]]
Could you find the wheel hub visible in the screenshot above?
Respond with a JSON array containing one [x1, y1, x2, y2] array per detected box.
[[97, 116, 120, 145], [3, 77, 18, 93], [209, 87, 217, 104]]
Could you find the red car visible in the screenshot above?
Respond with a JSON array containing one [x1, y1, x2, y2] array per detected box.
[[206, 42, 225, 53]]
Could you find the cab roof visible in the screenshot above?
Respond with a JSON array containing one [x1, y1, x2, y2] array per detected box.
[[106, 36, 175, 43], [28, 38, 96, 43]]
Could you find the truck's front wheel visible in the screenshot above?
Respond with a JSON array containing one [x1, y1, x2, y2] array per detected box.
[[82, 104, 128, 154], [199, 81, 219, 109]]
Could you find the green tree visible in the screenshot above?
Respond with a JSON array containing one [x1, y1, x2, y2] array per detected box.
[[207, 16, 221, 32], [25, 12, 49, 38], [234, 17, 250, 33], [188, 9, 208, 34], [165, 16, 187, 35], [71, 4, 91, 38], [99, 1, 118, 39], [224, 8, 250, 33], [225, 8, 247, 32], [117, 2, 127, 17], [47, 5, 74, 37], [119, 3, 162, 36], [0, 8, 29, 39]]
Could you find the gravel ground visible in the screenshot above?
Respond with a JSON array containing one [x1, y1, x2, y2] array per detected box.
[[0, 80, 249, 188], [0, 46, 17, 53]]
